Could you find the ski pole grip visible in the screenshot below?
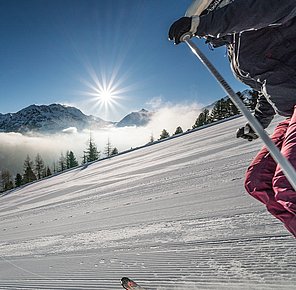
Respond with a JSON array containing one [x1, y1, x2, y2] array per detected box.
[[180, 33, 192, 43]]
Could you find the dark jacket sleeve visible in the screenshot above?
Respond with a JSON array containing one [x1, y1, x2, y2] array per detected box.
[[253, 93, 276, 129], [197, 0, 296, 37]]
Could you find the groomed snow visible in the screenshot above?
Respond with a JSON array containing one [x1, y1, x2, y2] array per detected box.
[[0, 116, 295, 289]]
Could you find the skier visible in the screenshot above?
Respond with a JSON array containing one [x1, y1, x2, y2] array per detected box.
[[169, 0, 296, 238]]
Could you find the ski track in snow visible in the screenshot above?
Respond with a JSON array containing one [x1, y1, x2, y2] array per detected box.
[[0, 116, 295, 289]]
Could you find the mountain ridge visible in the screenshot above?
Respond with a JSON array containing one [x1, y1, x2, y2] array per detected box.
[[0, 104, 152, 134]]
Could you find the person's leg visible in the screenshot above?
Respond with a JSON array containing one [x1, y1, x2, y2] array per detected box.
[[245, 119, 296, 236], [273, 107, 296, 237]]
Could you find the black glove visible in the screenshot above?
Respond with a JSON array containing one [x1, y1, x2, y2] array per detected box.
[[168, 16, 200, 45], [236, 124, 259, 141], [168, 17, 191, 44]]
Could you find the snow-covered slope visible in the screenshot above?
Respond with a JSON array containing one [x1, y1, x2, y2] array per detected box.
[[0, 116, 295, 290]]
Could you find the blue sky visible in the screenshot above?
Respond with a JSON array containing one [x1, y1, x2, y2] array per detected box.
[[0, 0, 247, 121]]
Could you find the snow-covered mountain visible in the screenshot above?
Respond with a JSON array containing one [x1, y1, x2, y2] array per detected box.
[[0, 104, 113, 134], [0, 105, 153, 134], [116, 108, 153, 127], [0, 115, 295, 289]]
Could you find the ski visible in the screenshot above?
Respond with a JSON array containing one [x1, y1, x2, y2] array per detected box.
[[121, 277, 145, 290]]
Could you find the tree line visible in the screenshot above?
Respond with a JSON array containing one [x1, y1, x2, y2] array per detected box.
[[0, 137, 119, 193], [155, 89, 258, 141], [192, 89, 258, 129]]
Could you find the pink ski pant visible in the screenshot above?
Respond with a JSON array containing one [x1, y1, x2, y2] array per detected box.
[[245, 107, 296, 238]]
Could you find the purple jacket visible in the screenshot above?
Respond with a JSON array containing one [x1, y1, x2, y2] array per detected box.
[[196, 0, 296, 128]]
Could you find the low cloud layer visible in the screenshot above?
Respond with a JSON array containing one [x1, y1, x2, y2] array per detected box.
[[0, 103, 202, 175]]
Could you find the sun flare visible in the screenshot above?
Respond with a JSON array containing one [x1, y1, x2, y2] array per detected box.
[[79, 62, 137, 119], [100, 89, 114, 104], [91, 79, 122, 111]]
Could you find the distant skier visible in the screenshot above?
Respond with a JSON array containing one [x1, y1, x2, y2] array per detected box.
[[169, 0, 296, 237], [121, 277, 145, 290]]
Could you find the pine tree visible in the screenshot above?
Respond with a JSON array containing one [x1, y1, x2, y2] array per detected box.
[[41, 166, 51, 178], [210, 102, 218, 121], [1, 170, 13, 191], [7, 181, 13, 190], [23, 167, 37, 184], [23, 155, 37, 184], [15, 173, 23, 187], [23, 155, 33, 172], [66, 151, 70, 169], [193, 108, 211, 128], [58, 153, 67, 172], [46, 166, 52, 177], [35, 153, 45, 179], [66, 151, 78, 169], [111, 147, 119, 156], [203, 108, 211, 124], [159, 129, 170, 140], [221, 98, 228, 118], [52, 161, 58, 174], [104, 138, 112, 158], [81, 153, 87, 165], [226, 98, 240, 116], [174, 126, 183, 135], [211, 99, 227, 122], [84, 137, 100, 162], [42, 167, 46, 178]]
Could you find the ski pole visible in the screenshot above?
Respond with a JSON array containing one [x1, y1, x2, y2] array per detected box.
[[182, 36, 296, 191]]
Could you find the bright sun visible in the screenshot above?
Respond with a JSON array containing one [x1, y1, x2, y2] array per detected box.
[[80, 68, 124, 114], [79, 62, 137, 119], [100, 88, 114, 104]]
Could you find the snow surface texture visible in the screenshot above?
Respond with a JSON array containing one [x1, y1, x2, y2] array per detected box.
[[0, 116, 295, 290]]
